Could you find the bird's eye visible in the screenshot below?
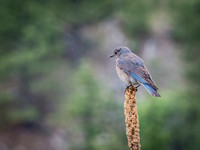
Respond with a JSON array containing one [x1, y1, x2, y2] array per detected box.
[[115, 52, 117, 54]]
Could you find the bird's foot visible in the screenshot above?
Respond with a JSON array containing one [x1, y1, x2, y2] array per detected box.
[[124, 84, 132, 94], [126, 84, 132, 89], [135, 84, 141, 88], [135, 84, 141, 91], [125, 84, 140, 93]]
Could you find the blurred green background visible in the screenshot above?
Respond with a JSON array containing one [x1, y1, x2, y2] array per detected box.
[[0, 0, 200, 150]]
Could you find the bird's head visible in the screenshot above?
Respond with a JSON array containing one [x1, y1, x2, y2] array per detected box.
[[109, 46, 131, 58]]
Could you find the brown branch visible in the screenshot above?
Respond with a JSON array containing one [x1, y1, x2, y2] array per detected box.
[[124, 86, 140, 150]]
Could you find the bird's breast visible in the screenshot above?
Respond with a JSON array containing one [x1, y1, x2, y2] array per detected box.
[[116, 64, 131, 85]]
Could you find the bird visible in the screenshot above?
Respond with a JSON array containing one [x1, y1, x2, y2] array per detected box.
[[109, 46, 161, 97]]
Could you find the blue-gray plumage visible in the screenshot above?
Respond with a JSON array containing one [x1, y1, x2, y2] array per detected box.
[[109, 46, 161, 97]]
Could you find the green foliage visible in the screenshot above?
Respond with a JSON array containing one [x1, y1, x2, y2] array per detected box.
[[0, 0, 62, 126], [116, 0, 161, 51], [120, 0, 162, 35], [50, 62, 129, 150], [138, 91, 200, 150], [0, 0, 117, 127], [118, 0, 153, 37], [170, 0, 200, 44], [53, 0, 118, 25], [120, 3, 200, 147], [170, 0, 200, 91], [0, 0, 200, 150]]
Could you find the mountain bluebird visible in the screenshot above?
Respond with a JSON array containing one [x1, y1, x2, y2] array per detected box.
[[110, 46, 161, 97]]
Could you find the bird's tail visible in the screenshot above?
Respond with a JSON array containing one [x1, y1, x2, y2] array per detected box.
[[143, 83, 161, 97]]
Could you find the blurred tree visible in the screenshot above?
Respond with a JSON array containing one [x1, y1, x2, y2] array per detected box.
[[114, 1, 200, 150], [170, 0, 200, 93], [1, 0, 200, 150], [0, 0, 63, 127], [49, 62, 129, 150], [117, 0, 158, 51], [136, 1, 200, 150], [0, 0, 119, 128], [169, 1, 200, 149]]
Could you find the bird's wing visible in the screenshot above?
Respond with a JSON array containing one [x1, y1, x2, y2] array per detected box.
[[117, 57, 158, 90]]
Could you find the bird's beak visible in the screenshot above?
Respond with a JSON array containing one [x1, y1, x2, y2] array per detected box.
[[109, 54, 114, 58]]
